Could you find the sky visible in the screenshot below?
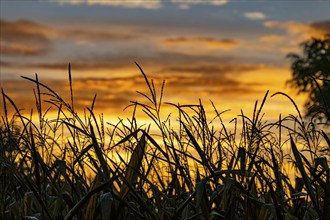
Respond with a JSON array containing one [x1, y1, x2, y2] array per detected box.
[[1, 0, 329, 125]]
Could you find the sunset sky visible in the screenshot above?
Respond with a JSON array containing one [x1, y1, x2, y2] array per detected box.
[[1, 0, 329, 124]]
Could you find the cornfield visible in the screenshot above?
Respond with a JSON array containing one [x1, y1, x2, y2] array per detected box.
[[1, 63, 329, 220]]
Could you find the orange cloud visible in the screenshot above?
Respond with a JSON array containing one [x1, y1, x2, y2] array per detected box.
[[1, 78, 134, 114], [245, 34, 288, 53], [0, 43, 45, 56], [261, 20, 330, 53], [161, 63, 263, 75], [260, 35, 285, 44], [264, 20, 308, 35], [0, 19, 54, 36], [1, 61, 264, 115], [162, 37, 239, 50], [2, 62, 305, 126], [264, 20, 330, 39]]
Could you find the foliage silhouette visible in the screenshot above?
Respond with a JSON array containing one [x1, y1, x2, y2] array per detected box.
[[287, 35, 330, 123]]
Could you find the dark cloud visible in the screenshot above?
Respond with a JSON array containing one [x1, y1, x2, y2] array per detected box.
[[4, 50, 238, 72], [0, 19, 52, 35], [162, 37, 239, 49], [165, 74, 261, 96], [162, 63, 262, 75], [309, 20, 330, 35], [0, 60, 12, 67], [0, 19, 53, 56], [0, 19, 138, 57], [130, 52, 238, 70], [24, 59, 129, 70], [61, 29, 136, 42]]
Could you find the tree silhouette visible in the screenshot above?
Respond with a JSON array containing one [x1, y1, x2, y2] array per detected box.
[[287, 35, 330, 123]]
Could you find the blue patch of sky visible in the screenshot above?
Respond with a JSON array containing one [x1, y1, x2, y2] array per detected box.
[[1, 1, 328, 23]]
